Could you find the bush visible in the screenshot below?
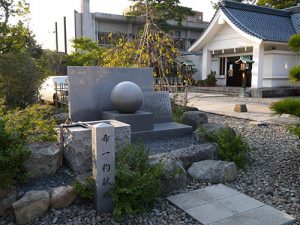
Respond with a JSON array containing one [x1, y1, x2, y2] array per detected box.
[[198, 126, 250, 169], [2, 104, 57, 143], [270, 98, 300, 117], [288, 33, 300, 52], [72, 177, 94, 201], [0, 119, 31, 189], [289, 123, 300, 139], [289, 65, 300, 83], [0, 52, 45, 108], [204, 72, 217, 86], [112, 143, 163, 221]]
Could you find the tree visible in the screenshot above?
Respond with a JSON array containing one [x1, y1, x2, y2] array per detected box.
[[257, 0, 299, 9], [126, 0, 195, 31], [288, 33, 300, 83], [211, 0, 256, 9], [66, 37, 105, 66], [0, 0, 29, 25]]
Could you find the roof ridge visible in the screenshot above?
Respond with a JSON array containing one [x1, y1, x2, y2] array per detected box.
[[222, 0, 291, 17], [220, 5, 265, 40]]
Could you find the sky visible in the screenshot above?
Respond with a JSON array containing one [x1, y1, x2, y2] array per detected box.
[[27, 0, 216, 52]]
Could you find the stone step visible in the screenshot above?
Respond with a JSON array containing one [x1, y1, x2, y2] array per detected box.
[[131, 122, 193, 142], [168, 184, 296, 225]]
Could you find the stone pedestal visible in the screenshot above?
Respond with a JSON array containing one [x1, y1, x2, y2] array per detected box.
[[234, 104, 248, 112], [102, 110, 154, 132]]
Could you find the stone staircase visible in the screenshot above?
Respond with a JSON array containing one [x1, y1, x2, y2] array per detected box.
[[190, 86, 245, 97]]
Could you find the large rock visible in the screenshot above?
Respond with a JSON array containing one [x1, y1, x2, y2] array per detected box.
[[50, 185, 77, 209], [169, 143, 219, 169], [13, 191, 50, 225], [194, 123, 236, 143], [24, 142, 60, 177], [182, 111, 208, 130], [0, 186, 17, 216], [52, 113, 69, 125], [64, 120, 131, 172], [150, 156, 189, 194], [187, 160, 237, 183]]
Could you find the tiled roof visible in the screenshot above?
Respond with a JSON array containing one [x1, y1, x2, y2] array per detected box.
[[220, 1, 297, 42]]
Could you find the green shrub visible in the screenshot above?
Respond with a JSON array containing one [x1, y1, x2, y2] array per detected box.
[[0, 119, 31, 189], [289, 65, 300, 83], [204, 72, 217, 86], [112, 143, 163, 221], [172, 104, 185, 123], [289, 123, 300, 139], [198, 126, 250, 169], [270, 98, 300, 117], [72, 177, 94, 201], [2, 104, 57, 143], [288, 33, 300, 52]]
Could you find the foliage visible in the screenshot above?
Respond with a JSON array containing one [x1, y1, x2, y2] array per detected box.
[[198, 126, 250, 169], [289, 65, 300, 83], [0, 52, 45, 108], [72, 177, 94, 200], [288, 33, 300, 52], [172, 103, 185, 123], [112, 143, 163, 221], [1, 104, 57, 143], [37, 50, 68, 76], [0, 118, 31, 189], [0, 0, 29, 25], [66, 37, 105, 66], [270, 98, 300, 117], [289, 123, 300, 139], [204, 72, 217, 86], [257, 0, 299, 9], [212, 0, 255, 9], [127, 0, 194, 31]]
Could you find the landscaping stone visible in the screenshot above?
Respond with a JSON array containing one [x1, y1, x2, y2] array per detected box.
[[63, 120, 130, 172], [52, 113, 69, 125], [13, 190, 50, 225], [50, 185, 77, 209], [182, 111, 208, 130], [0, 186, 17, 216], [187, 160, 237, 183], [171, 143, 219, 169], [24, 142, 60, 178], [194, 123, 236, 143], [150, 156, 189, 194], [234, 104, 248, 112]]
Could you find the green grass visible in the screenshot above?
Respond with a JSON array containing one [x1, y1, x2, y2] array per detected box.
[[270, 98, 300, 117]]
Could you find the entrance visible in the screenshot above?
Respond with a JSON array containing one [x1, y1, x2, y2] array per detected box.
[[226, 56, 252, 87]]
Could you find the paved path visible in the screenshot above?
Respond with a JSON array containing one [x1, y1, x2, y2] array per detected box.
[[168, 184, 296, 225], [186, 94, 300, 125]]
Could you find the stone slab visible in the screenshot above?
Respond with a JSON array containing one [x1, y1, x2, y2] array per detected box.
[[168, 184, 296, 225], [68, 67, 153, 122], [141, 91, 173, 123], [101, 110, 154, 132], [131, 122, 192, 142]]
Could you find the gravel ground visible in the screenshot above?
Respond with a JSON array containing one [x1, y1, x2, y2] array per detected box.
[[2, 113, 300, 225]]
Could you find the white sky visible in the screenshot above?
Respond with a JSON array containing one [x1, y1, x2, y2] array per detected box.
[[27, 0, 216, 52]]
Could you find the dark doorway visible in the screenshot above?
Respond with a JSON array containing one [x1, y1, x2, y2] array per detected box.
[[226, 56, 252, 87]]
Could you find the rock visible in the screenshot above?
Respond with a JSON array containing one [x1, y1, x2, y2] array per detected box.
[[187, 160, 237, 183], [13, 190, 50, 225], [0, 186, 17, 216], [168, 143, 219, 169], [64, 122, 130, 173], [194, 123, 236, 143], [52, 113, 69, 125], [182, 111, 208, 130], [50, 185, 77, 209], [150, 156, 189, 194], [24, 142, 60, 178]]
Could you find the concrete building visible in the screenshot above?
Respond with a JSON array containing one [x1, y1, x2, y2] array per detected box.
[[74, 0, 208, 52], [189, 1, 300, 89]]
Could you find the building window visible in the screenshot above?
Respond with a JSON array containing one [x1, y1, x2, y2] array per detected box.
[[189, 39, 196, 46], [174, 31, 181, 38], [219, 57, 226, 75], [98, 32, 111, 45], [174, 38, 186, 51]]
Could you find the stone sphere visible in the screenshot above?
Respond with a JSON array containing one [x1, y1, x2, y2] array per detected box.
[[111, 81, 143, 113]]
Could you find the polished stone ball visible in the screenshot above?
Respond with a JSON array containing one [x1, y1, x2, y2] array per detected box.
[[111, 81, 143, 113]]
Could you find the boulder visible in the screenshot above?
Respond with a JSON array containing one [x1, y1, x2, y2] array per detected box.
[[187, 160, 237, 183], [170, 143, 219, 169], [52, 113, 69, 125], [50, 185, 77, 209], [24, 142, 60, 178], [0, 186, 17, 216], [194, 123, 236, 143], [150, 156, 189, 194], [13, 190, 50, 225], [182, 111, 208, 130]]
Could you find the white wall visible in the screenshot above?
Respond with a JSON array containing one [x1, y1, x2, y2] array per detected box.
[[263, 50, 297, 87], [184, 54, 202, 80]]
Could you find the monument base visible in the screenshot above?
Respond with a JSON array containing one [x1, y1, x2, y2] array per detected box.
[[102, 110, 154, 132], [132, 122, 193, 142]]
